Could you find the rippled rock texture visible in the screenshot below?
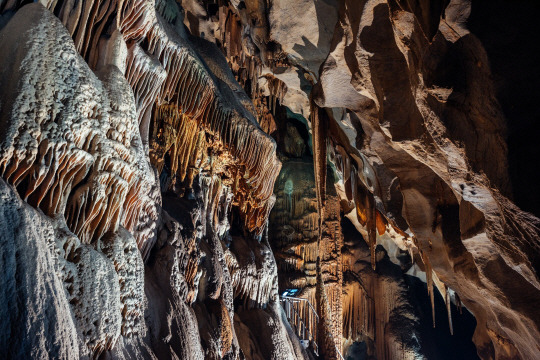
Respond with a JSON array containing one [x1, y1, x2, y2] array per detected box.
[[0, 1, 297, 359], [1, 0, 540, 359], [181, 0, 540, 359]]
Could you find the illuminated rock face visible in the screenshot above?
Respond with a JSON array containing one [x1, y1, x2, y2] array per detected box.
[[181, 1, 540, 360], [313, 2, 540, 359], [1, 0, 540, 359], [0, 1, 297, 359], [270, 159, 343, 350]]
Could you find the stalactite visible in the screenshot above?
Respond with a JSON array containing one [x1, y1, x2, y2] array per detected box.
[[263, 75, 287, 118], [311, 103, 327, 225], [117, 0, 155, 42], [445, 284, 453, 335], [455, 292, 463, 315], [369, 199, 377, 271], [125, 43, 167, 144], [150, 105, 207, 191], [51, 0, 117, 64], [423, 253, 436, 328]]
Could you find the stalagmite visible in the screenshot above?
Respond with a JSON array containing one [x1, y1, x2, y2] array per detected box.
[[315, 256, 340, 359]]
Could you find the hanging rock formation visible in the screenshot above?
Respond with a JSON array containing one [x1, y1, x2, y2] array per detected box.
[[0, 0, 298, 359], [312, 1, 540, 358], [1, 0, 540, 359], [181, 1, 540, 359]]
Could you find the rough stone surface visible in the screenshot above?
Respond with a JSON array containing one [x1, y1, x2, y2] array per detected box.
[[0, 179, 80, 359], [1, 0, 540, 359]]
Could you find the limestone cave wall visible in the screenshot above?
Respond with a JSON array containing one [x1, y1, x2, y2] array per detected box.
[[1, 0, 539, 360]]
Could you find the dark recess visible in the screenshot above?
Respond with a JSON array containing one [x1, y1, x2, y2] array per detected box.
[[469, 0, 540, 217], [405, 275, 480, 360]]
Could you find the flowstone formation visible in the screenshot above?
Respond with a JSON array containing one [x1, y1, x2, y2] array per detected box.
[[1, 0, 540, 359], [181, 1, 540, 359], [0, 1, 301, 359], [270, 159, 343, 353]]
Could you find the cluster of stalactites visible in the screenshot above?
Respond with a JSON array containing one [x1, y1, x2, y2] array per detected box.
[[329, 131, 463, 347], [249, 75, 288, 136], [273, 220, 342, 290], [199, 175, 234, 239], [35, 0, 282, 238], [216, 4, 282, 95], [269, 161, 344, 342], [263, 75, 288, 116], [41, 0, 155, 68], [150, 100, 280, 235], [421, 250, 454, 335], [205, 4, 291, 139], [226, 246, 277, 309], [150, 104, 206, 190], [125, 9, 282, 235], [125, 42, 167, 142], [333, 143, 458, 341], [334, 140, 429, 266], [342, 282, 374, 341]]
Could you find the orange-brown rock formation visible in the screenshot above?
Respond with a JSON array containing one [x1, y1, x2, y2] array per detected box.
[[2, 0, 540, 359]]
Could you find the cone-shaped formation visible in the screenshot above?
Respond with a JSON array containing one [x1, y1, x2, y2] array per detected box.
[[423, 253, 436, 328]]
